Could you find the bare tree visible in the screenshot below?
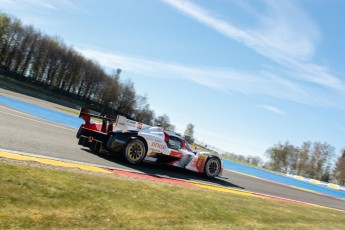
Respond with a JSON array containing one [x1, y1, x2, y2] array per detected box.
[[307, 142, 335, 180], [1, 17, 23, 69], [0, 14, 11, 60], [333, 149, 345, 185], [183, 123, 195, 143], [133, 95, 155, 125], [246, 155, 263, 167], [296, 142, 310, 176], [266, 142, 296, 173], [114, 79, 136, 116], [154, 114, 175, 131], [266, 141, 336, 180], [17, 26, 41, 76], [99, 76, 121, 107]]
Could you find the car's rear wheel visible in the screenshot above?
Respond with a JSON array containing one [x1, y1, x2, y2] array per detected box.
[[123, 138, 146, 164], [204, 157, 221, 178]]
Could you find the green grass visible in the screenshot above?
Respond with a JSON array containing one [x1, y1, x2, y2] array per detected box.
[[1, 162, 344, 230]]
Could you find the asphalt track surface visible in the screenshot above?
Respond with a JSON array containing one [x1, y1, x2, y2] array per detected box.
[[0, 94, 345, 211]]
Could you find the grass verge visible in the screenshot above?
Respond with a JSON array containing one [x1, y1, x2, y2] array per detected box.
[[0, 161, 344, 230]]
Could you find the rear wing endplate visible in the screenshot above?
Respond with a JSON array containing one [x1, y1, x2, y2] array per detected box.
[[78, 107, 150, 133]]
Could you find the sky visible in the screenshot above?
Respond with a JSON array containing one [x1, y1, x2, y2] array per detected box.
[[1, 0, 344, 159]]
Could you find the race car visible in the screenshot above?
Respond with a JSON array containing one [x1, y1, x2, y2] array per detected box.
[[76, 108, 225, 179]]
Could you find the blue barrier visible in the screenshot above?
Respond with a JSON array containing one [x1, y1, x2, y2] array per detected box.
[[224, 160, 345, 199], [0, 96, 82, 129], [286, 174, 345, 192]]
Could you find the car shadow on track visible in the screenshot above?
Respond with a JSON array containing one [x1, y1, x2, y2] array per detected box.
[[81, 148, 244, 190]]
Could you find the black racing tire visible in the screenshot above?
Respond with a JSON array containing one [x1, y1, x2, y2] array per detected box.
[[204, 157, 221, 178], [123, 138, 147, 164]]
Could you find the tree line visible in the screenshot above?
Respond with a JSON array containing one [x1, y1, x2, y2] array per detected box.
[[0, 12, 177, 128], [226, 141, 345, 185], [266, 141, 345, 185]]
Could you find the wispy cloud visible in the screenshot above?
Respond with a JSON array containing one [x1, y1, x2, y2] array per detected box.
[[160, 0, 345, 95], [257, 104, 285, 115], [77, 47, 345, 110], [3, 0, 344, 110], [0, 0, 20, 8], [32, 0, 57, 10], [0, 0, 82, 12], [161, 0, 318, 60]]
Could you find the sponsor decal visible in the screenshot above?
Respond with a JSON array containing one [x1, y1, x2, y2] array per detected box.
[[196, 156, 206, 172], [197, 159, 202, 167], [137, 122, 142, 129], [151, 142, 166, 150], [127, 119, 136, 125], [169, 150, 182, 158]]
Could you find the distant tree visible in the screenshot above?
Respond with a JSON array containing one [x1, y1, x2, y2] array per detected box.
[[307, 142, 335, 180], [0, 16, 23, 68], [266, 141, 336, 180], [183, 123, 195, 143], [226, 153, 238, 160], [333, 149, 345, 185], [133, 95, 155, 125], [237, 154, 246, 162], [114, 68, 121, 78], [18, 26, 41, 76], [296, 142, 311, 176], [266, 142, 297, 173], [154, 114, 175, 131], [31, 35, 56, 81], [321, 165, 331, 182], [0, 14, 11, 64], [99, 76, 121, 107], [113, 79, 136, 116], [246, 155, 263, 167]]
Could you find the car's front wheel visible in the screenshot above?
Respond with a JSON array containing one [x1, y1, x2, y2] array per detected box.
[[123, 138, 146, 164], [204, 157, 221, 178]]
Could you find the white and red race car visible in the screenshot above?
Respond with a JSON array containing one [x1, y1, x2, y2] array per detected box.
[[76, 108, 225, 179]]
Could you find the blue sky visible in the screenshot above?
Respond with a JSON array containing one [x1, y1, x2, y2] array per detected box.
[[1, 0, 344, 159]]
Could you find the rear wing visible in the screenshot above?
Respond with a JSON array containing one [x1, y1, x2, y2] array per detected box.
[[78, 107, 150, 133]]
